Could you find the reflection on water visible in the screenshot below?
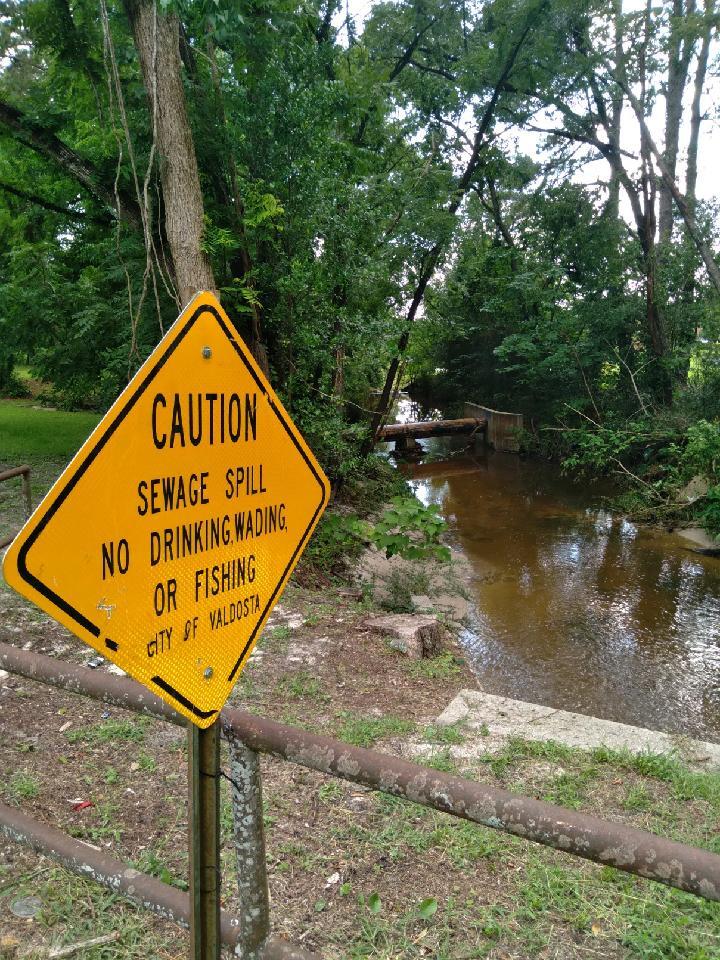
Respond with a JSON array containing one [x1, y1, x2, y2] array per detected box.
[[396, 403, 720, 739]]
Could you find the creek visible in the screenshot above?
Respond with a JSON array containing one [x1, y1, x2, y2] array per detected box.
[[391, 399, 720, 741]]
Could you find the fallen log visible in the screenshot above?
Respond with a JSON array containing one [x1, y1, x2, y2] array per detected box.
[[377, 417, 486, 441]]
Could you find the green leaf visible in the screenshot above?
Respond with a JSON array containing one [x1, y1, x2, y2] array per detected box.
[[418, 897, 438, 920], [367, 892, 382, 914]]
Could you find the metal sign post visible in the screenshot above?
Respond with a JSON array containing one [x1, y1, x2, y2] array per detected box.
[[189, 721, 221, 960]]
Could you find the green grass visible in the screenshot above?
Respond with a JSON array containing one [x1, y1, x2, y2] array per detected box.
[[331, 747, 720, 960], [277, 671, 329, 702], [66, 717, 148, 745], [0, 400, 101, 461], [407, 652, 462, 680], [474, 735, 578, 776], [336, 711, 416, 747], [9, 772, 40, 800], [422, 722, 465, 745], [592, 745, 720, 806], [1, 865, 182, 957], [517, 859, 720, 959], [541, 769, 596, 809]]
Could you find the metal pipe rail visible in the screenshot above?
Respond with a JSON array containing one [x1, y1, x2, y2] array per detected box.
[[0, 463, 32, 548], [2, 640, 719, 904], [0, 802, 317, 960]]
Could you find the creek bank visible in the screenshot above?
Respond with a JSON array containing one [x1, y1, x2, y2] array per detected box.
[[354, 543, 474, 628], [351, 533, 720, 770]]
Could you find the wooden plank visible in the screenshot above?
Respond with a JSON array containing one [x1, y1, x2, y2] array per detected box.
[[464, 404, 523, 452]]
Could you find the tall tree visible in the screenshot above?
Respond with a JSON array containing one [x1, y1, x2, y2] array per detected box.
[[366, 0, 548, 444]]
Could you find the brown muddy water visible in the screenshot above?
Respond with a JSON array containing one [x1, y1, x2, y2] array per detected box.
[[392, 401, 720, 741]]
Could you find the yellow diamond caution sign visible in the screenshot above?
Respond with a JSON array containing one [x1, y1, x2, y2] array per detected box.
[[2, 292, 329, 727]]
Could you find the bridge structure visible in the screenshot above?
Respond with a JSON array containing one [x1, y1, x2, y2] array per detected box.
[[377, 403, 523, 454]]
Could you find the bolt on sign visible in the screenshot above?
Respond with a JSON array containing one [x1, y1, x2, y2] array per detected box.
[[2, 292, 329, 727]]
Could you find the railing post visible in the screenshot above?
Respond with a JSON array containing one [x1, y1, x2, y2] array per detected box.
[[228, 736, 271, 957], [21, 467, 32, 518]]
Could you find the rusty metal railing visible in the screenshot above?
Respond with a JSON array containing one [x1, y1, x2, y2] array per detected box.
[[1, 639, 719, 959], [0, 464, 32, 548]]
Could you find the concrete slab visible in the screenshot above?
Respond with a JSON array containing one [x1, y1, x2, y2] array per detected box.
[[676, 526, 718, 550], [432, 689, 720, 770]]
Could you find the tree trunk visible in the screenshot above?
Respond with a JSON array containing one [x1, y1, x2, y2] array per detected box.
[[124, 0, 216, 307], [658, 0, 696, 243]]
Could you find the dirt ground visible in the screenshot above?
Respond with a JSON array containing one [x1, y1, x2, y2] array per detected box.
[[0, 561, 481, 958], [1, 464, 720, 959]]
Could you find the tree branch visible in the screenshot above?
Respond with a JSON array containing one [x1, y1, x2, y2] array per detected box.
[[0, 98, 141, 228], [0, 180, 108, 222], [408, 59, 456, 82]]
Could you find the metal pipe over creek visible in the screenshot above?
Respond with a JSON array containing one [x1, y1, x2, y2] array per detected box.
[[1, 640, 719, 903]]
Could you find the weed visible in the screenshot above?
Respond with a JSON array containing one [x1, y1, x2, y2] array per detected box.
[[300, 512, 364, 578], [261, 625, 291, 651], [236, 673, 258, 700], [517, 856, 720, 959], [592, 746, 720, 809], [12, 866, 181, 957], [542, 770, 594, 809], [137, 752, 157, 773], [424, 749, 456, 772], [318, 781, 345, 802], [276, 840, 327, 872], [506, 736, 577, 763], [430, 822, 501, 867], [623, 784, 652, 811], [68, 802, 123, 844], [134, 850, 188, 890], [304, 602, 335, 627], [478, 736, 578, 776], [380, 566, 431, 613], [370, 496, 451, 562], [104, 766, 120, 785]]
